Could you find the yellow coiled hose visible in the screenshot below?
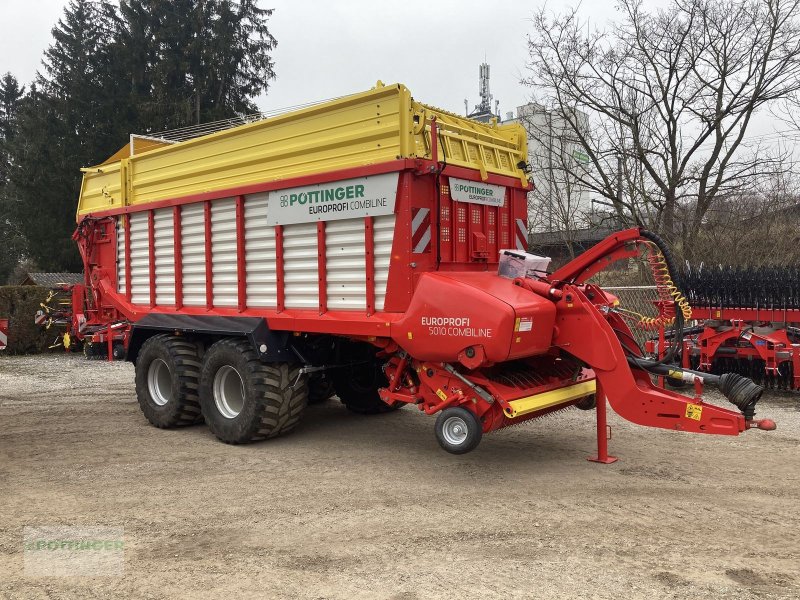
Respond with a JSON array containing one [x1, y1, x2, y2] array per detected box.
[[620, 241, 692, 331]]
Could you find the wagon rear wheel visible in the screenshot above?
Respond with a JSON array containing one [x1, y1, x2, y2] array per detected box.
[[199, 338, 308, 444]]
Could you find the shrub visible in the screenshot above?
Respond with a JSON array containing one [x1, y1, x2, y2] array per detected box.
[[0, 286, 55, 355]]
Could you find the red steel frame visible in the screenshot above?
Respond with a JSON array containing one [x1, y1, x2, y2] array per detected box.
[[85, 160, 529, 339], [647, 306, 800, 389]]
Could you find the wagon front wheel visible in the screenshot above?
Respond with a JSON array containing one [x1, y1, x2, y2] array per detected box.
[[434, 407, 482, 454]]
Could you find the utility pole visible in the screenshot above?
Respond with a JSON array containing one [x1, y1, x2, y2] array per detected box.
[[547, 109, 554, 232]]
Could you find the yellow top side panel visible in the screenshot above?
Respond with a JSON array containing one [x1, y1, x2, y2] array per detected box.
[[99, 137, 174, 166], [77, 83, 529, 217], [78, 161, 123, 214]]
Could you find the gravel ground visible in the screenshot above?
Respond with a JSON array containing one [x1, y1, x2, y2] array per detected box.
[[1, 353, 799, 599]]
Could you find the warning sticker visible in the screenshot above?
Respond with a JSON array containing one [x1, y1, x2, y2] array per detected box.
[[685, 403, 703, 421], [518, 317, 533, 332], [436, 388, 448, 401]]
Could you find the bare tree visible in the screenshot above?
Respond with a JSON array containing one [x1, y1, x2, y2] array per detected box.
[[523, 0, 800, 258]]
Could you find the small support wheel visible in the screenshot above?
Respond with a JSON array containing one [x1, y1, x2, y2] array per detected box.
[[434, 407, 482, 454], [112, 342, 126, 360], [575, 394, 597, 410]]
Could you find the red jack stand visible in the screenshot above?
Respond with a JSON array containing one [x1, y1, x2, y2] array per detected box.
[[588, 382, 618, 464]]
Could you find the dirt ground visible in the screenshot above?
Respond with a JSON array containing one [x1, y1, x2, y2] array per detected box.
[[1, 353, 799, 599]]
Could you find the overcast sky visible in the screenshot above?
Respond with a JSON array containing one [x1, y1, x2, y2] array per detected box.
[[0, 0, 639, 117], [0, 0, 785, 143]]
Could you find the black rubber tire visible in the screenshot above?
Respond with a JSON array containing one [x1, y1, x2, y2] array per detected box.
[[112, 342, 126, 361], [329, 345, 397, 414], [434, 406, 482, 454], [135, 334, 202, 428], [308, 373, 336, 405], [575, 394, 597, 410], [199, 338, 308, 444]]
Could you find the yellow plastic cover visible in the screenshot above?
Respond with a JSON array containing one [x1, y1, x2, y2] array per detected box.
[[77, 82, 528, 217]]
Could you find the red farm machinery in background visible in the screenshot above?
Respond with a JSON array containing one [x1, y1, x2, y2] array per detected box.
[[35, 274, 129, 360], [61, 82, 775, 462], [645, 265, 800, 391], [0, 318, 8, 351]]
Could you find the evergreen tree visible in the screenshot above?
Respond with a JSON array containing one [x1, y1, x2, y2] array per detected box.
[[0, 73, 26, 283], [0, 72, 25, 184], [119, 0, 277, 129], [3, 0, 279, 276], [9, 0, 120, 273]]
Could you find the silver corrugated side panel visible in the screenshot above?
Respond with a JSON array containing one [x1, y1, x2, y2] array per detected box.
[[211, 198, 237, 307], [325, 219, 367, 310], [116, 217, 127, 295], [244, 193, 277, 307], [129, 212, 149, 305], [283, 222, 319, 309], [153, 207, 175, 305], [181, 203, 206, 306], [373, 214, 395, 311]]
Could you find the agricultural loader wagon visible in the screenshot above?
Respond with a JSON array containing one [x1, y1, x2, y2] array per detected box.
[[72, 82, 774, 460]]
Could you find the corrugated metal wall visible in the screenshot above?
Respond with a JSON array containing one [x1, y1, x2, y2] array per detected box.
[[181, 203, 206, 306], [153, 208, 175, 305], [115, 196, 393, 313], [128, 212, 149, 305], [373, 215, 395, 311], [210, 198, 238, 307], [244, 193, 277, 307], [283, 223, 319, 309], [117, 219, 127, 295], [326, 219, 367, 310]]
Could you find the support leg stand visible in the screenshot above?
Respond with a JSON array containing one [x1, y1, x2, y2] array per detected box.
[[588, 383, 618, 464]]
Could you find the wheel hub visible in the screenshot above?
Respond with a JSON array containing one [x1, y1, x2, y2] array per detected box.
[[147, 358, 172, 406], [442, 416, 469, 446], [213, 365, 245, 419]]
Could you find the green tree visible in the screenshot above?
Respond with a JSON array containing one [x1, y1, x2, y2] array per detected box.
[[0, 72, 25, 183], [4, 0, 279, 276], [0, 73, 27, 283], [8, 0, 120, 273], [118, 0, 277, 129]]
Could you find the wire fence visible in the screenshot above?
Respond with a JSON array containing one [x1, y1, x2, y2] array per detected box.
[[602, 286, 659, 348]]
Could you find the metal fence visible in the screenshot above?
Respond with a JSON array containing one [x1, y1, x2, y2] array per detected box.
[[602, 286, 659, 347]]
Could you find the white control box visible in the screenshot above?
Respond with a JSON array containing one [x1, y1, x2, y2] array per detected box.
[[498, 249, 551, 280]]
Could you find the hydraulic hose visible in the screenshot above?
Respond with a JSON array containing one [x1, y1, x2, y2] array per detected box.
[[637, 229, 688, 365], [639, 230, 682, 288], [627, 357, 764, 419]]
